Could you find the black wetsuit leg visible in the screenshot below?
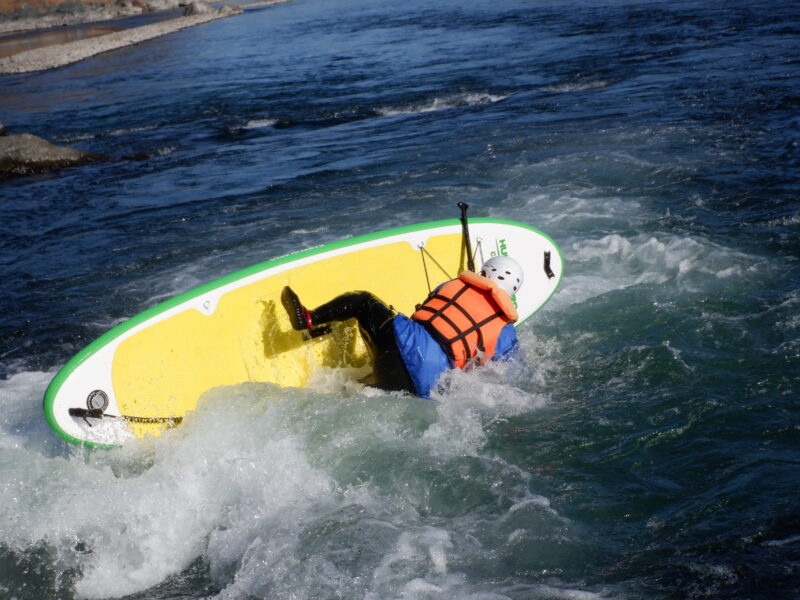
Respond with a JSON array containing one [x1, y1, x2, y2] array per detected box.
[[310, 292, 415, 394]]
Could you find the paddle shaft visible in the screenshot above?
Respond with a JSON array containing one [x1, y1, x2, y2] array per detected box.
[[457, 202, 476, 272]]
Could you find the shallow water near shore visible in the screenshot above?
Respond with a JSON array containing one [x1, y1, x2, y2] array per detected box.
[[1, 0, 799, 598]]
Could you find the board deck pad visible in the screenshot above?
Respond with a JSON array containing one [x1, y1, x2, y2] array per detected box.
[[44, 218, 563, 447]]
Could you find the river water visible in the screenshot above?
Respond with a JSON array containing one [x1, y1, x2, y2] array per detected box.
[[1, 0, 799, 598]]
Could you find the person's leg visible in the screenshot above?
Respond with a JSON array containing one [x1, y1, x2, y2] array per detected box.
[[310, 292, 392, 342], [282, 287, 415, 393]]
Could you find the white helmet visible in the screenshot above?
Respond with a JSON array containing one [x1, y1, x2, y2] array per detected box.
[[480, 256, 524, 297]]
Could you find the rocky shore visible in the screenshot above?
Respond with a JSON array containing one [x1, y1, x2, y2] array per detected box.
[[0, 0, 182, 36], [0, 0, 291, 177], [0, 0, 290, 74]]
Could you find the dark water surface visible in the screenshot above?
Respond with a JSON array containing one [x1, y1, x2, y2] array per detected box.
[[1, 0, 799, 598]]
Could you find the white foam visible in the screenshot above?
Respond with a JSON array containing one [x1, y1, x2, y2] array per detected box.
[[548, 231, 771, 309], [289, 226, 329, 236], [522, 585, 608, 600], [73, 387, 338, 599], [0, 366, 565, 600], [56, 124, 160, 143], [661, 340, 693, 372], [106, 125, 161, 137], [541, 80, 610, 93], [424, 363, 549, 459], [377, 93, 508, 117], [776, 290, 800, 331], [56, 132, 96, 142], [0, 370, 54, 449], [764, 534, 800, 547], [687, 561, 738, 584], [243, 118, 277, 129], [368, 527, 454, 596], [507, 495, 554, 515], [0, 382, 329, 598], [764, 213, 800, 227]]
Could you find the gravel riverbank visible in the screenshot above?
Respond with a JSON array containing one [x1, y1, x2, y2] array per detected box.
[[0, 0, 290, 74]]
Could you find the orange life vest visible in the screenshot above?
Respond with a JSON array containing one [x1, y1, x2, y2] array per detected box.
[[411, 271, 518, 368]]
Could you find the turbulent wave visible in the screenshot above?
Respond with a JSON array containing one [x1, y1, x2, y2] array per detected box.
[[554, 231, 770, 307], [376, 93, 509, 117], [242, 118, 278, 130], [540, 80, 610, 93], [54, 124, 161, 143], [0, 367, 555, 600]]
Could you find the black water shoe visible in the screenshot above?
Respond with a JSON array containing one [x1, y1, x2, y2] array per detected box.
[[281, 286, 313, 330]]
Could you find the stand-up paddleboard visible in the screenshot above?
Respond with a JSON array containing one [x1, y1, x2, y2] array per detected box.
[[44, 215, 563, 447]]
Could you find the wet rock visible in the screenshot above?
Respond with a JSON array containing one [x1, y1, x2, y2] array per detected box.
[[114, 0, 145, 16], [0, 133, 108, 179], [0, 121, 5, 136], [143, 0, 184, 11], [183, 1, 214, 16], [218, 5, 244, 16]]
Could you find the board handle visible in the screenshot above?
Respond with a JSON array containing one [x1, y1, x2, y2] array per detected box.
[[544, 251, 555, 279]]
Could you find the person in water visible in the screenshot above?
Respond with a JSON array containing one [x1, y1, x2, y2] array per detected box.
[[282, 255, 523, 398]]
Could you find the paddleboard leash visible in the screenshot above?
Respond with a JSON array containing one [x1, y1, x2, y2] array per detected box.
[[69, 407, 183, 427], [68, 388, 182, 427]]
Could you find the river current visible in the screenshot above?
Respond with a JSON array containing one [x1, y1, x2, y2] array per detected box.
[[1, 0, 799, 598]]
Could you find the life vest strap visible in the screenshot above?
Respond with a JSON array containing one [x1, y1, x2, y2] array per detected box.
[[416, 284, 470, 318], [448, 311, 502, 345], [415, 286, 476, 360], [418, 319, 458, 363], [414, 283, 506, 363]]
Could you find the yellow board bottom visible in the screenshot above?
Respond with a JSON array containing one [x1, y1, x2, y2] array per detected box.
[[114, 234, 463, 437]]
